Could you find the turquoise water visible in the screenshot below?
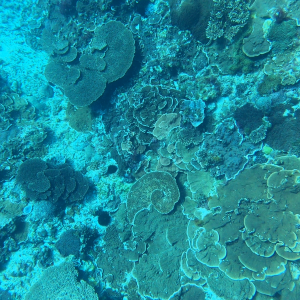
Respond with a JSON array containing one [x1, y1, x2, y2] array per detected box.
[[0, 0, 300, 299]]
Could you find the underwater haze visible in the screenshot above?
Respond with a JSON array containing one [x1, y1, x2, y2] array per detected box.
[[1, 0, 300, 299]]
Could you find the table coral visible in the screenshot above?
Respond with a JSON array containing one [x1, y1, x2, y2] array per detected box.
[[44, 21, 135, 107]]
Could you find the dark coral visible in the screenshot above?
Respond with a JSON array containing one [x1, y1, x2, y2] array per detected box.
[[59, 0, 78, 17], [0, 236, 18, 271], [206, 0, 250, 41], [96, 210, 111, 226], [16, 158, 89, 204], [36, 246, 53, 268], [55, 230, 81, 257], [44, 59, 80, 87], [96, 225, 134, 291], [66, 104, 93, 132], [270, 6, 288, 24], [265, 106, 300, 154], [267, 20, 297, 53], [0, 247, 9, 268], [169, 0, 202, 31], [170, 0, 250, 42], [64, 70, 106, 107], [234, 103, 264, 135], [0, 75, 8, 93], [16, 158, 49, 196], [99, 289, 123, 300], [169, 0, 213, 43], [0, 168, 11, 183], [81, 227, 100, 252], [0, 288, 12, 300]]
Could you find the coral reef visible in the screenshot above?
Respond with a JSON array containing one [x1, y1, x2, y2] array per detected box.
[[2, 0, 300, 298]]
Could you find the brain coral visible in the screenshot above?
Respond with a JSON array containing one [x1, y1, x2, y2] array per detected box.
[[127, 171, 180, 222]]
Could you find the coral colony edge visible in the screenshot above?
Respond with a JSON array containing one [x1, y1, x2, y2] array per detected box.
[[1, 0, 300, 299]]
